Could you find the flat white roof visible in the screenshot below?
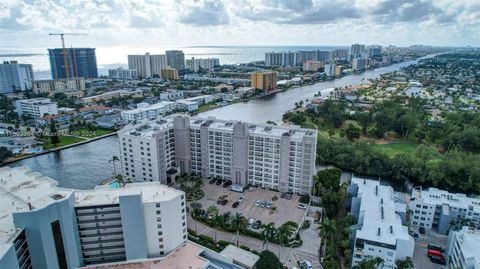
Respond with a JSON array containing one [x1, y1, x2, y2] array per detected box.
[[455, 227, 480, 268], [220, 245, 259, 267], [119, 118, 174, 138], [415, 187, 480, 212], [352, 177, 412, 246], [122, 101, 176, 115]]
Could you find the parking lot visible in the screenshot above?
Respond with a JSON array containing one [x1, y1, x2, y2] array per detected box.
[[194, 182, 306, 228], [411, 227, 448, 269]]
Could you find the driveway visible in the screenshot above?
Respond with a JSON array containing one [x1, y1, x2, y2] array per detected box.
[[412, 228, 448, 269]]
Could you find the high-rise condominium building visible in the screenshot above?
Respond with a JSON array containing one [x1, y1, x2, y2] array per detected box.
[[303, 60, 322, 72], [108, 67, 138, 80], [350, 44, 366, 59], [250, 71, 277, 94], [185, 57, 220, 72], [160, 68, 179, 80], [265, 52, 296, 66], [128, 53, 167, 79], [367, 45, 383, 58], [348, 177, 414, 268], [165, 50, 185, 70], [446, 226, 480, 269], [15, 98, 58, 119], [48, 48, 98, 79], [0, 166, 187, 269], [324, 64, 336, 77], [408, 187, 480, 235], [33, 77, 86, 95], [352, 58, 368, 71], [118, 116, 317, 194], [0, 61, 34, 93]]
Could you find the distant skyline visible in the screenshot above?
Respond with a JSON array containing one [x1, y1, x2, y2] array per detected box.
[[0, 0, 479, 48]]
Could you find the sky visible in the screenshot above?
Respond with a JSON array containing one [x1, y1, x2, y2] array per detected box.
[[0, 0, 479, 48]]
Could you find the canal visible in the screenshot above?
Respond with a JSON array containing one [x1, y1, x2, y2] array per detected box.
[[7, 57, 428, 188]]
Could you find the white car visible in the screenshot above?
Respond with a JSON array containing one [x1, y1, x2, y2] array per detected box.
[[301, 260, 313, 269], [255, 200, 262, 206], [298, 204, 308, 209], [248, 218, 255, 225], [238, 196, 245, 203]]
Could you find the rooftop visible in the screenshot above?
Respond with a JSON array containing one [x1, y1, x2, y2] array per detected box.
[[220, 245, 259, 268], [455, 227, 480, 268], [413, 187, 480, 212], [120, 118, 174, 138], [122, 101, 176, 115], [352, 177, 412, 246]]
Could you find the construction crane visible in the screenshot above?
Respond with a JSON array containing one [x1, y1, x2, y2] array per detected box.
[[49, 33, 87, 79]]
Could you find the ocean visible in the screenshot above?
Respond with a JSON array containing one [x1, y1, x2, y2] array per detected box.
[[0, 45, 347, 79]]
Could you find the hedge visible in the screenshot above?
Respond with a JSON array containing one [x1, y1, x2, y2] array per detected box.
[[217, 240, 233, 247], [198, 234, 215, 245], [239, 245, 251, 251]]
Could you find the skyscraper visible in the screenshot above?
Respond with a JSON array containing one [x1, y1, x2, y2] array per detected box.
[[128, 53, 167, 78], [350, 44, 366, 60], [48, 48, 98, 79], [0, 61, 34, 93], [166, 50, 185, 70]]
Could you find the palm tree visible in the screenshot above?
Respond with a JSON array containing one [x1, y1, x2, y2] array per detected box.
[[207, 205, 219, 218], [212, 214, 224, 245], [319, 217, 337, 258], [230, 212, 247, 247], [275, 224, 292, 258], [109, 155, 120, 176], [261, 223, 277, 251], [190, 202, 202, 234]]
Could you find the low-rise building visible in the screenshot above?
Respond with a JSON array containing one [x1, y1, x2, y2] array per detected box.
[[0, 166, 187, 269], [79, 105, 114, 117], [235, 87, 255, 97], [303, 60, 322, 72], [348, 177, 414, 268], [33, 77, 86, 97], [108, 68, 138, 80], [175, 100, 199, 111], [446, 226, 480, 269], [160, 68, 178, 80], [159, 89, 184, 101], [409, 187, 480, 234], [82, 89, 143, 103], [15, 98, 58, 119], [120, 101, 176, 122]]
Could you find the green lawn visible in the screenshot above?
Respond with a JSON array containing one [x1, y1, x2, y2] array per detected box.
[[373, 142, 419, 158], [71, 128, 112, 138], [41, 136, 86, 150]]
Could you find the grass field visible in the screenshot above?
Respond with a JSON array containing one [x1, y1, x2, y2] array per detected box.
[[196, 103, 219, 113], [72, 128, 112, 138], [41, 136, 86, 150], [373, 142, 419, 158]]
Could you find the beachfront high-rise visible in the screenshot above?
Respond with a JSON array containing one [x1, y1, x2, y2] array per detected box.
[[165, 50, 185, 70], [48, 48, 98, 79], [118, 115, 317, 194], [250, 71, 277, 94], [0, 61, 34, 94], [127, 53, 167, 79], [0, 166, 187, 269]]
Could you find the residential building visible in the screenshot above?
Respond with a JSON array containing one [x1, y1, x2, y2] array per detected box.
[[0, 166, 187, 269], [175, 100, 199, 112], [335, 65, 344, 76], [128, 53, 167, 79], [33, 77, 86, 96], [165, 50, 185, 70], [350, 44, 366, 59], [367, 45, 383, 58], [48, 48, 98, 79], [303, 60, 322, 72], [446, 226, 480, 269], [15, 98, 58, 119], [160, 68, 179, 80], [348, 177, 414, 268], [82, 89, 143, 103], [331, 49, 349, 61], [324, 64, 336, 77], [120, 101, 177, 122], [184, 74, 250, 84], [295, 51, 318, 65], [159, 89, 184, 101], [265, 52, 295, 66], [317, 50, 330, 62], [352, 58, 368, 71], [118, 115, 317, 194], [250, 71, 277, 94], [108, 68, 138, 80], [185, 57, 219, 72], [0, 61, 34, 93], [235, 87, 255, 97], [409, 187, 480, 234]]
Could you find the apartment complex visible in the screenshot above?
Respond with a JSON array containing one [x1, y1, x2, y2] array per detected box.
[[446, 226, 480, 269], [348, 177, 414, 268], [15, 98, 58, 119], [108, 68, 138, 80], [0, 166, 187, 269], [118, 115, 317, 194], [186, 57, 219, 72], [160, 68, 179, 80], [48, 48, 98, 79], [352, 58, 368, 71], [0, 61, 34, 93], [165, 50, 185, 70], [120, 101, 177, 122], [33, 77, 86, 96], [409, 187, 480, 234], [250, 71, 277, 94], [303, 60, 322, 72], [128, 53, 167, 79], [324, 64, 336, 77]]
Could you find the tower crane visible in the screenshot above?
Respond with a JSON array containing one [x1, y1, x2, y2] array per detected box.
[[49, 33, 87, 79]]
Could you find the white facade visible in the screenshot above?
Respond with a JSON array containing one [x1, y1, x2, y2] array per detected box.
[[265, 52, 296, 66], [118, 116, 317, 194], [159, 89, 184, 101], [33, 77, 86, 94], [15, 98, 58, 119], [108, 68, 138, 79], [121, 101, 176, 122], [175, 100, 199, 111], [128, 53, 167, 78], [446, 226, 480, 269], [348, 177, 414, 268], [185, 57, 219, 72], [0, 166, 186, 269], [324, 64, 336, 77], [409, 187, 480, 234], [0, 61, 34, 94], [303, 60, 322, 72], [352, 58, 368, 71]]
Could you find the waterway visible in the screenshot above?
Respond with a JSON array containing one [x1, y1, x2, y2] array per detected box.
[[6, 57, 429, 188]]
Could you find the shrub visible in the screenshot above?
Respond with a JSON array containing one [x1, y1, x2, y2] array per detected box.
[[188, 228, 197, 237], [217, 240, 233, 247], [239, 245, 250, 251], [198, 234, 215, 245], [255, 250, 283, 269], [302, 220, 310, 230]]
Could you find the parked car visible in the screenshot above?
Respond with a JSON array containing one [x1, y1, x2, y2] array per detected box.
[[427, 244, 444, 252], [248, 218, 255, 225], [216, 179, 223, 185], [255, 200, 262, 206], [301, 260, 313, 269], [286, 193, 293, 200], [238, 196, 245, 203], [223, 180, 232, 188], [427, 249, 443, 258], [209, 178, 217, 184], [412, 233, 419, 239], [419, 227, 426, 234], [280, 193, 286, 198], [266, 202, 272, 209], [298, 203, 308, 209], [220, 200, 228, 206], [248, 187, 254, 192], [232, 201, 239, 208], [430, 256, 446, 265], [252, 220, 262, 229]]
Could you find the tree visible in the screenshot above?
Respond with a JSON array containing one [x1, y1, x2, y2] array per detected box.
[[190, 202, 202, 234], [109, 155, 120, 176], [396, 257, 414, 269], [353, 257, 384, 269], [261, 223, 276, 251], [207, 205, 219, 218], [345, 123, 361, 141], [0, 147, 13, 163], [275, 223, 292, 258], [230, 212, 247, 247], [49, 120, 60, 145], [254, 250, 282, 269], [319, 217, 337, 259]]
